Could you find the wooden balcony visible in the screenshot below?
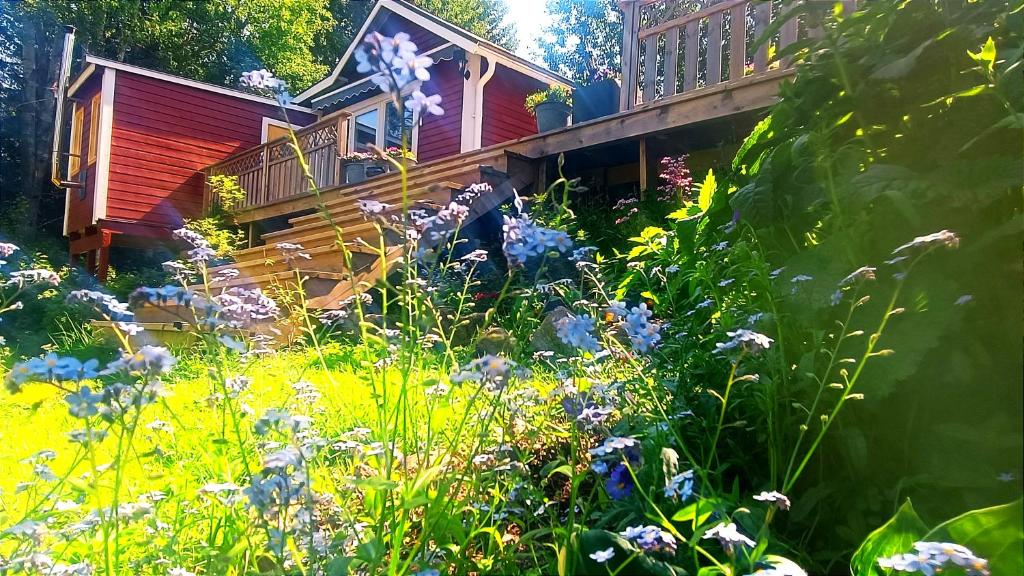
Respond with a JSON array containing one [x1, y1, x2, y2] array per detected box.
[[618, 0, 841, 111], [204, 110, 350, 213]]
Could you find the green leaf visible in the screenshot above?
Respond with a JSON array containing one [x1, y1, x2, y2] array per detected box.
[[871, 38, 935, 79], [575, 529, 687, 576], [925, 499, 1024, 575], [851, 500, 928, 576], [968, 36, 997, 73], [697, 169, 716, 212]]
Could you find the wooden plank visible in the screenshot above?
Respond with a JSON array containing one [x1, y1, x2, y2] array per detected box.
[[663, 27, 679, 97], [729, 3, 748, 80], [706, 11, 723, 86], [639, 0, 745, 39], [642, 34, 658, 103], [507, 69, 794, 160], [752, 2, 770, 73], [638, 137, 648, 196], [779, 1, 800, 68], [682, 20, 698, 92]]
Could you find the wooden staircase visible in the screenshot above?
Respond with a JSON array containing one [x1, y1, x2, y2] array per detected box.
[[122, 150, 533, 339]]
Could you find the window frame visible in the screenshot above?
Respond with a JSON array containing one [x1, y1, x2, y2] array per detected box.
[[261, 117, 302, 143], [344, 86, 420, 155], [87, 94, 100, 165], [69, 102, 84, 178]]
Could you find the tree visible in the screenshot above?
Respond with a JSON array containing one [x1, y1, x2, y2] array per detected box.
[[538, 0, 622, 83]]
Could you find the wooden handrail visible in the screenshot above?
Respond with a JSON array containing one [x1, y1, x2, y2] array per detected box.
[[204, 110, 351, 213], [638, 0, 745, 40]]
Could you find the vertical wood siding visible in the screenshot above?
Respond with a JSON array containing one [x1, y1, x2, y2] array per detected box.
[[417, 60, 463, 163], [105, 71, 316, 229], [481, 65, 545, 147]]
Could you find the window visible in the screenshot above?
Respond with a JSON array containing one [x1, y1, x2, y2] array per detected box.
[[88, 93, 100, 165], [261, 117, 302, 143], [353, 108, 379, 152], [69, 103, 84, 177], [384, 103, 413, 150], [347, 94, 419, 155]]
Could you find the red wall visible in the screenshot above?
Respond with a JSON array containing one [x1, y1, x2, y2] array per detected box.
[[481, 64, 544, 147], [66, 77, 102, 233], [417, 60, 463, 163], [104, 70, 315, 231]]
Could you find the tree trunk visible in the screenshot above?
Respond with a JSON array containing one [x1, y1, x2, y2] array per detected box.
[[17, 13, 58, 236]]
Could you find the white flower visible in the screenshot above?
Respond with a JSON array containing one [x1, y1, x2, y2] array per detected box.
[[405, 90, 444, 119], [589, 547, 615, 563], [703, 522, 755, 552], [753, 490, 791, 510]]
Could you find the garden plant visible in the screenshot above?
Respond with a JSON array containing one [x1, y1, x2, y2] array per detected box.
[[1, 2, 1022, 576]]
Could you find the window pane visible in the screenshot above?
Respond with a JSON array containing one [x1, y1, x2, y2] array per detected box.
[[384, 103, 414, 151], [354, 109, 378, 152]]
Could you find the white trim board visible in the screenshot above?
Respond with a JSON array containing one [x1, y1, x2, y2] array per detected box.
[[295, 0, 571, 104], [91, 68, 116, 224], [83, 55, 315, 113], [261, 117, 302, 142], [67, 63, 96, 98]]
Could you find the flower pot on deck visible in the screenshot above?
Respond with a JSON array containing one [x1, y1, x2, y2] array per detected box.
[[573, 78, 620, 123], [343, 159, 407, 184], [534, 101, 571, 133]]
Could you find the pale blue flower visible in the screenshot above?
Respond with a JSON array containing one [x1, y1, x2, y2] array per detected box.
[[589, 547, 615, 563]]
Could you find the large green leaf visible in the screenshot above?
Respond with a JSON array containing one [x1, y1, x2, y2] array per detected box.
[[851, 500, 928, 576], [925, 499, 1024, 575]]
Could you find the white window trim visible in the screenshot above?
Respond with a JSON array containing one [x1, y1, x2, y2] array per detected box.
[[344, 89, 420, 155], [261, 117, 302, 143]]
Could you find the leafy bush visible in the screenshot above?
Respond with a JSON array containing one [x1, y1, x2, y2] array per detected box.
[[525, 85, 573, 115]]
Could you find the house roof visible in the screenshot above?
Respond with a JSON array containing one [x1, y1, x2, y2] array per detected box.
[[69, 55, 315, 113], [294, 0, 572, 105]]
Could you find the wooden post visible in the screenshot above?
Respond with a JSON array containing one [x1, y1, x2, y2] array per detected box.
[[664, 27, 679, 97], [95, 228, 112, 282], [752, 2, 770, 73], [682, 20, 699, 92], [619, 0, 641, 112], [706, 11, 723, 86], [729, 2, 747, 80], [639, 137, 648, 197], [334, 112, 348, 188], [259, 143, 270, 206]]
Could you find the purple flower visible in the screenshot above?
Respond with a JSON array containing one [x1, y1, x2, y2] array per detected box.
[[606, 463, 634, 499], [405, 90, 444, 120]]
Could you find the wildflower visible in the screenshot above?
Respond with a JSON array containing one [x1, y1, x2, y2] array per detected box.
[[358, 199, 392, 217], [623, 303, 662, 353], [891, 230, 960, 254], [406, 90, 444, 120], [277, 242, 310, 263], [589, 547, 615, 563], [8, 269, 60, 287], [753, 490, 791, 511], [556, 313, 601, 352], [711, 241, 730, 251], [412, 570, 440, 576], [461, 249, 489, 263], [659, 155, 693, 198], [450, 355, 516, 390], [606, 463, 634, 499], [955, 294, 973, 306], [718, 278, 735, 287], [620, 525, 677, 553], [666, 264, 680, 273], [117, 322, 145, 336], [996, 472, 1015, 482], [67, 289, 134, 321], [588, 436, 640, 456], [607, 300, 629, 319], [104, 346, 176, 376], [839, 266, 876, 287], [218, 334, 246, 353], [716, 329, 773, 354], [0, 242, 18, 257], [791, 274, 813, 283], [591, 461, 609, 475], [168, 568, 197, 576], [878, 542, 989, 576], [703, 522, 755, 553], [664, 470, 694, 500]]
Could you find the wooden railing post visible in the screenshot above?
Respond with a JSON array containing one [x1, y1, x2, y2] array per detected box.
[[259, 143, 270, 206], [334, 112, 348, 187], [619, 0, 641, 111]]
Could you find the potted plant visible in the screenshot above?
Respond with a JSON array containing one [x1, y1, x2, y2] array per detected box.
[[573, 65, 620, 123], [341, 148, 416, 184], [526, 85, 573, 133]]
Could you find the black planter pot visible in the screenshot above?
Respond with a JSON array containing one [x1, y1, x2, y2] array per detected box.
[[343, 159, 409, 184], [534, 101, 571, 133], [573, 78, 620, 123]]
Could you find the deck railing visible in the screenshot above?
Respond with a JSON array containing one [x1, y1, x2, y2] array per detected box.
[[204, 110, 350, 212], [619, 0, 848, 111]]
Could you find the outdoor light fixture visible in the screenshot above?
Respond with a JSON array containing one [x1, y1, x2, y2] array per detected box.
[[454, 47, 471, 80]]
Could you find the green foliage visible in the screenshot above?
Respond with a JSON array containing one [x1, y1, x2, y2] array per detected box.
[[182, 175, 245, 259], [525, 85, 573, 114], [853, 499, 1023, 576], [538, 0, 622, 82]]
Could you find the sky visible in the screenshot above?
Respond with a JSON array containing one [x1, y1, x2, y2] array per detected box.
[[503, 0, 552, 62]]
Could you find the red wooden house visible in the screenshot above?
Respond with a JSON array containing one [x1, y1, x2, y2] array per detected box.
[[59, 0, 570, 279]]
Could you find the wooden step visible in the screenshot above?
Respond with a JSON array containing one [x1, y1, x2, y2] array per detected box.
[[288, 181, 462, 226], [208, 243, 377, 274], [230, 232, 383, 260]]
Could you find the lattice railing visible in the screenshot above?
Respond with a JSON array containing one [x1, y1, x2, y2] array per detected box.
[[204, 111, 349, 212]]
